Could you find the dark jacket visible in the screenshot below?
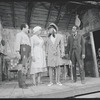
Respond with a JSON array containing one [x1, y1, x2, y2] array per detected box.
[[66, 32, 85, 59]]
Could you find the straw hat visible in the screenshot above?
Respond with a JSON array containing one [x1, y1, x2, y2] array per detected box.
[[48, 23, 58, 32], [33, 26, 42, 33]]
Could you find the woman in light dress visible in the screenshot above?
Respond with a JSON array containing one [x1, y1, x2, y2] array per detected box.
[[30, 26, 47, 85]]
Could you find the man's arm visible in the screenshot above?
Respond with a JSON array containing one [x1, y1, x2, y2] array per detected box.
[[60, 35, 65, 58], [15, 33, 21, 52], [66, 36, 70, 55], [45, 37, 49, 57], [14, 33, 21, 59], [81, 35, 85, 59]]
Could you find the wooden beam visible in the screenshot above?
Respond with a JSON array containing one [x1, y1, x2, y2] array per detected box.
[[26, 1, 36, 27], [66, 5, 81, 30], [40, 2, 49, 10], [55, 4, 62, 25], [66, 15, 73, 30], [11, 2, 15, 28], [89, 32, 99, 77], [68, 1, 100, 9], [45, 2, 53, 28], [70, 5, 81, 14]]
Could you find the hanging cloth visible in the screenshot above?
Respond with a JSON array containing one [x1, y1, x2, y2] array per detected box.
[[75, 14, 81, 27]]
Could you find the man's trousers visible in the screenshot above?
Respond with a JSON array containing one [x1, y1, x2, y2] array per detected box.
[[71, 50, 85, 82], [18, 44, 31, 88]]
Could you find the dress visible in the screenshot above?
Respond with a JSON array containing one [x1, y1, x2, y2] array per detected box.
[[30, 35, 47, 74]]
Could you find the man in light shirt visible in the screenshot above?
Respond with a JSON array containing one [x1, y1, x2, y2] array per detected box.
[[15, 23, 31, 88]]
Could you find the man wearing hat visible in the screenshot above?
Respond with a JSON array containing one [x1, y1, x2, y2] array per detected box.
[[46, 23, 65, 86], [66, 25, 85, 84], [15, 23, 31, 88]]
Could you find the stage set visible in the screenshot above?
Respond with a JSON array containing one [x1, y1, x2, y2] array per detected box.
[[0, 1, 100, 98], [0, 74, 100, 98]]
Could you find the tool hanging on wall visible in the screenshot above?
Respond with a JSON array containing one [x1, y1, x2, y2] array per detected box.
[[75, 14, 81, 27]]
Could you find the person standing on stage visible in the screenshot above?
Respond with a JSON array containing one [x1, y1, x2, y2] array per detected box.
[[15, 23, 31, 88], [30, 26, 47, 85], [66, 25, 85, 84], [46, 23, 65, 86]]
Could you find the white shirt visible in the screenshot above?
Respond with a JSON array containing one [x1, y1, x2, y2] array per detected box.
[[15, 31, 31, 52], [50, 35, 56, 44]]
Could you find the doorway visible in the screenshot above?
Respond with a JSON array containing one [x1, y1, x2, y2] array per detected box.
[[93, 30, 100, 54], [93, 30, 100, 76]]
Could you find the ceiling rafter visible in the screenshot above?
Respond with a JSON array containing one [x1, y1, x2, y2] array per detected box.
[[40, 2, 49, 10], [68, 1, 100, 9], [26, 1, 36, 27], [55, 4, 63, 25], [11, 1, 15, 28], [65, 4, 81, 30], [45, 2, 53, 28]]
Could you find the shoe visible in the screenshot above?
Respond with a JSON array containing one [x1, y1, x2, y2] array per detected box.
[[21, 85, 28, 89], [32, 82, 36, 86], [19, 85, 22, 88], [38, 81, 43, 85], [48, 82, 53, 86], [72, 79, 77, 83], [81, 80, 85, 84], [57, 82, 62, 86]]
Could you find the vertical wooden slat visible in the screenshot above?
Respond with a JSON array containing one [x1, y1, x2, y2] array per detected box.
[[45, 2, 53, 28], [55, 4, 62, 25], [66, 5, 81, 29], [89, 32, 99, 77], [11, 2, 15, 28], [26, 1, 36, 27], [66, 14, 72, 30]]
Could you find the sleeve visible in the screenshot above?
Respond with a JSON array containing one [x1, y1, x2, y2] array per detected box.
[[81, 35, 85, 55], [30, 37, 34, 57], [14, 33, 21, 52], [66, 36, 70, 54], [60, 35, 65, 56], [45, 38, 49, 56]]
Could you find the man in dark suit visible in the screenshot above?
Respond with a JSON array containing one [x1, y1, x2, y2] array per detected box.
[[66, 25, 85, 84]]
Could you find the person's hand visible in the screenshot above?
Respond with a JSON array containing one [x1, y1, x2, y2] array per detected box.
[[32, 56, 35, 62], [82, 54, 85, 59], [61, 53, 65, 58], [66, 54, 69, 58]]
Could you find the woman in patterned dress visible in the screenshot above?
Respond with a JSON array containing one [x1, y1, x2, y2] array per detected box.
[[30, 26, 47, 85]]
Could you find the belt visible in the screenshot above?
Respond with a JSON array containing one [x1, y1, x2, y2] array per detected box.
[[72, 48, 76, 49], [20, 44, 30, 46]]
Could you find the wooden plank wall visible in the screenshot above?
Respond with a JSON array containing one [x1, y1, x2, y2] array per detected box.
[[14, 2, 26, 28], [0, 1, 76, 31], [2, 28, 20, 57], [0, 1, 77, 57], [30, 2, 49, 28]]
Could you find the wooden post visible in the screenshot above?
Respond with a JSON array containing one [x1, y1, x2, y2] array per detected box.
[[89, 32, 99, 77]]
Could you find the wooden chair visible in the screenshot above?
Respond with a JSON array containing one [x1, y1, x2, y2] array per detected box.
[[62, 59, 73, 80]]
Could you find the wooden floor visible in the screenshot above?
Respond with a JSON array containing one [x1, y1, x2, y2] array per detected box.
[[0, 75, 100, 98]]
